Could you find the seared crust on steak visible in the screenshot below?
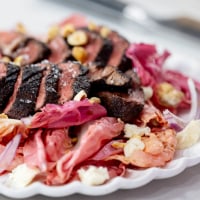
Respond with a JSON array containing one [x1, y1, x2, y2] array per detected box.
[[73, 75, 90, 97], [0, 62, 20, 112], [94, 37, 113, 66], [6, 65, 45, 119], [117, 52, 132, 72], [97, 89, 145, 123], [44, 64, 60, 105]]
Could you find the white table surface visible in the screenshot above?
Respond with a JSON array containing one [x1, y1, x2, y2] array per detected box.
[[121, 0, 200, 20], [0, 0, 200, 199]]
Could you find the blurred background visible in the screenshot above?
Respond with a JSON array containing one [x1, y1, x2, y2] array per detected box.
[[0, 0, 199, 59], [76, 0, 200, 59]]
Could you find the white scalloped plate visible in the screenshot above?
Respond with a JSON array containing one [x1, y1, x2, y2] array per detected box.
[[1, 144, 200, 199], [0, 54, 199, 199]]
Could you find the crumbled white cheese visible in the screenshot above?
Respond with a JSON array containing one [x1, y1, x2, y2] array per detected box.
[[124, 137, 145, 157], [176, 120, 200, 149], [6, 164, 40, 188], [78, 165, 109, 186], [124, 124, 150, 138], [142, 86, 153, 101]]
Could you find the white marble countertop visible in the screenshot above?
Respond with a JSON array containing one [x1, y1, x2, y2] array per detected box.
[[0, 0, 200, 199]]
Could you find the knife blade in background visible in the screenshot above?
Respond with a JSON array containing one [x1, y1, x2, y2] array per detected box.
[[86, 0, 200, 38]]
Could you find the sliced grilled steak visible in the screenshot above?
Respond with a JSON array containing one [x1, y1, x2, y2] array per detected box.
[[3, 65, 23, 115], [71, 29, 113, 66], [36, 61, 89, 110], [97, 89, 145, 123], [107, 31, 132, 71], [117, 52, 132, 72], [12, 38, 50, 65], [0, 31, 25, 57], [87, 64, 131, 92], [0, 62, 20, 113], [125, 69, 141, 89], [44, 64, 60, 105], [48, 36, 71, 63], [35, 62, 51, 110], [58, 61, 90, 104], [73, 75, 90, 97], [94, 37, 113, 66], [6, 65, 45, 119]]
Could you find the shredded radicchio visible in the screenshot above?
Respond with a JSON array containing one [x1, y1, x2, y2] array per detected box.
[[30, 99, 107, 128], [126, 43, 200, 110]]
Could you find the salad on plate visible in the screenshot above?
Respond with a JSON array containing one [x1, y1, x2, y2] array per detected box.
[[0, 14, 200, 193]]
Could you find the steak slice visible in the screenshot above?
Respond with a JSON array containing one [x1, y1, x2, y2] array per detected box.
[[74, 29, 113, 66], [6, 65, 45, 119], [117, 52, 132, 72], [107, 31, 132, 71], [58, 61, 90, 104], [125, 69, 141, 89], [94, 37, 113, 67], [97, 89, 145, 123], [87, 64, 131, 92], [12, 38, 50, 65], [48, 36, 71, 63], [44, 64, 61, 105], [0, 62, 20, 113], [3, 65, 23, 115], [35, 62, 51, 111], [73, 75, 91, 98], [0, 31, 25, 57]]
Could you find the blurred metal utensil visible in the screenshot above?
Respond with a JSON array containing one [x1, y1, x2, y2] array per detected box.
[[87, 0, 200, 38]]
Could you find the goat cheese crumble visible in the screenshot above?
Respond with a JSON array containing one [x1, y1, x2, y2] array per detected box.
[[6, 164, 40, 188], [124, 137, 145, 157], [124, 124, 150, 138], [78, 165, 109, 186], [176, 120, 200, 149]]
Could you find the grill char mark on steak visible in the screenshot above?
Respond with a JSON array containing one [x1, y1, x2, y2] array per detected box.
[[117, 53, 132, 72], [58, 61, 90, 104], [6, 65, 45, 119], [73, 75, 90, 97], [3, 65, 23, 114], [94, 38, 113, 66], [0, 62, 20, 112], [12, 38, 51, 65], [97, 89, 145, 123], [44, 64, 60, 105]]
